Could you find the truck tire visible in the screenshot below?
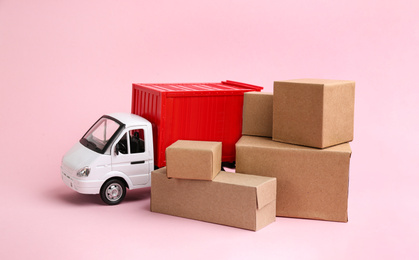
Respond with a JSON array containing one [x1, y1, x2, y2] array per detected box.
[[100, 179, 126, 205], [221, 161, 236, 171]]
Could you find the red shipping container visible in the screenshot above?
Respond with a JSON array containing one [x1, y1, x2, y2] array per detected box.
[[131, 80, 263, 168]]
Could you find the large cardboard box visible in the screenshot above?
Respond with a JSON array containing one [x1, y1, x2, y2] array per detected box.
[[273, 79, 355, 148], [236, 135, 351, 222], [242, 92, 273, 137], [151, 167, 277, 231], [166, 140, 221, 180]]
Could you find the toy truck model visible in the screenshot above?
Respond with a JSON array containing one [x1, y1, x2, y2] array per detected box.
[[61, 81, 263, 205]]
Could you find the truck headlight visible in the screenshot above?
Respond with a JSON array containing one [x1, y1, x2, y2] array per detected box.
[[77, 167, 90, 177]]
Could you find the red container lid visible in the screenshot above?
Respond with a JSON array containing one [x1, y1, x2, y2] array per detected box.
[[132, 80, 263, 97]]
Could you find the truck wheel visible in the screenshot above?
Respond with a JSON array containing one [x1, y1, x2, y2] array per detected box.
[[100, 179, 126, 205], [221, 161, 236, 171]]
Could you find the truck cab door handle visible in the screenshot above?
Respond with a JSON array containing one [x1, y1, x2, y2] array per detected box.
[[131, 161, 145, 165]]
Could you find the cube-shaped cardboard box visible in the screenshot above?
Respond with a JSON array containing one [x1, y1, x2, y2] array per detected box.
[[166, 140, 221, 180], [151, 167, 277, 231], [242, 92, 273, 137], [236, 135, 351, 222], [273, 79, 355, 148]]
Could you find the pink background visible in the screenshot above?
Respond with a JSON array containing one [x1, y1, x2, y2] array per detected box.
[[1, 0, 418, 259]]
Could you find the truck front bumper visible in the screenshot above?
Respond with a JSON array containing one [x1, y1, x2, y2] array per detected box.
[[61, 170, 101, 194]]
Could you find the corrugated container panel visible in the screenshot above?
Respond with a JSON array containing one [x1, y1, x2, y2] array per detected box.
[[132, 81, 263, 167]]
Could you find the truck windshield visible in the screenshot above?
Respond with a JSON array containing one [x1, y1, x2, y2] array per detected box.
[[80, 116, 124, 154]]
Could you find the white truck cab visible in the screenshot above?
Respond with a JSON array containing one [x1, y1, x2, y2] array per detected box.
[[61, 113, 154, 205]]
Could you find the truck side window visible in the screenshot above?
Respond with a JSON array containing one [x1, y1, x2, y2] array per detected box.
[[116, 133, 128, 154], [129, 129, 145, 154]]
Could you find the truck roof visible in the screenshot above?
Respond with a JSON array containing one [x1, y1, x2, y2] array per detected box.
[[107, 113, 151, 128], [132, 80, 263, 96]]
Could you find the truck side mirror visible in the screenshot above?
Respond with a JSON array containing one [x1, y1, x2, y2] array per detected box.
[[115, 144, 120, 155]]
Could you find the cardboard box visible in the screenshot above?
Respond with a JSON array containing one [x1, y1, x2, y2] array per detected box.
[[151, 167, 277, 231], [273, 79, 355, 148], [242, 92, 273, 137], [166, 140, 222, 180], [236, 135, 351, 222]]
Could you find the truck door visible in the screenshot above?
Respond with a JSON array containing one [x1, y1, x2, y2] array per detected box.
[[111, 128, 150, 186]]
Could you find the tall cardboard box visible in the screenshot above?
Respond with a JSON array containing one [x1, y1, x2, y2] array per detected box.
[[242, 92, 273, 137], [236, 135, 351, 222], [273, 79, 355, 148], [166, 140, 221, 180], [151, 167, 277, 231]]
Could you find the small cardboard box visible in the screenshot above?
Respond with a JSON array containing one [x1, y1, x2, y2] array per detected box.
[[242, 92, 273, 137], [151, 167, 277, 231], [236, 135, 351, 222], [166, 140, 221, 180], [273, 79, 355, 148]]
